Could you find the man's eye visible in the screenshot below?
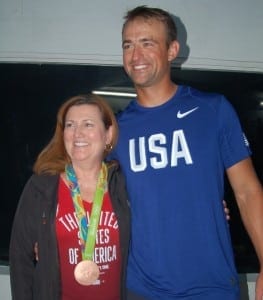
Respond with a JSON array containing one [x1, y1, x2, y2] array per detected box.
[[84, 122, 93, 127], [143, 41, 153, 47], [123, 43, 132, 50]]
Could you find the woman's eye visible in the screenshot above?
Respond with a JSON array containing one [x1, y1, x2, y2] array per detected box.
[[65, 122, 74, 128], [85, 122, 93, 127]]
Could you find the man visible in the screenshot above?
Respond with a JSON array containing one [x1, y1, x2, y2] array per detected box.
[[112, 5, 263, 299]]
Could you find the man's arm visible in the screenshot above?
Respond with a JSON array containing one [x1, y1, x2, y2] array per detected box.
[[226, 157, 263, 300]]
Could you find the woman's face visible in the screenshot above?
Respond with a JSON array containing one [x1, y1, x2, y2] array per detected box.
[[63, 104, 112, 164]]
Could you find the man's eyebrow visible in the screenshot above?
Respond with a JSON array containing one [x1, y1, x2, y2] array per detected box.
[[122, 37, 156, 46], [122, 39, 132, 46], [139, 37, 155, 43]]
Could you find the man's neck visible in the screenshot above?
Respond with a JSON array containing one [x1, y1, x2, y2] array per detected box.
[[136, 81, 178, 108]]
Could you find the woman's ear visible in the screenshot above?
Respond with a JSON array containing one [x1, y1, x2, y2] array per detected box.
[[106, 125, 113, 145]]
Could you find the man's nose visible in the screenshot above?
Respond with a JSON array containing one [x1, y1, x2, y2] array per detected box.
[[131, 45, 142, 60]]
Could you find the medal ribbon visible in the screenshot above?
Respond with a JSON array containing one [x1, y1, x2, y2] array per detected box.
[[65, 162, 108, 260]]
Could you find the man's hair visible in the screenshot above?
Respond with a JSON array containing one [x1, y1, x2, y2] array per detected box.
[[122, 5, 177, 46]]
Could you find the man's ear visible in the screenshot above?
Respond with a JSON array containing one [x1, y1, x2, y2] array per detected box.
[[168, 40, 180, 62]]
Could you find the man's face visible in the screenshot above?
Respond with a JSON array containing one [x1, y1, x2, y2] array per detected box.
[[122, 17, 177, 88]]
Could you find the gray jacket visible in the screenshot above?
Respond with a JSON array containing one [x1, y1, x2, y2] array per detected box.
[[9, 162, 131, 300]]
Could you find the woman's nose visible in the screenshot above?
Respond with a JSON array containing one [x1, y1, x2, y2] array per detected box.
[[73, 124, 84, 136]]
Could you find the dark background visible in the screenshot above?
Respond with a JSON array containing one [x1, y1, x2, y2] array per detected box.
[[1, 63, 262, 273]]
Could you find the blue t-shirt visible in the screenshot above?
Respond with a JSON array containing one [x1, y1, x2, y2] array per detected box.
[[111, 85, 251, 299]]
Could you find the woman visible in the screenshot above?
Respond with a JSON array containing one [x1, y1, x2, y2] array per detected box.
[[9, 94, 131, 300]]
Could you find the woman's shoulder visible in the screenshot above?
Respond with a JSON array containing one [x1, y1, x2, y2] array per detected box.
[[26, 173, 60, 193], [30, 172, 59, 183], [106, 159, 120, 171], [106, 160, 126, 178]]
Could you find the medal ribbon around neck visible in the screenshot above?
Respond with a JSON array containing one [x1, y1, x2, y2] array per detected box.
[[65, 162, 108, 260]]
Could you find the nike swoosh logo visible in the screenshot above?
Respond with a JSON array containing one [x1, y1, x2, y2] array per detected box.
[[177, 107, 199, 119]]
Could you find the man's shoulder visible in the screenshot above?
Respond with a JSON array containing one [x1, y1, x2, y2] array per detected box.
[[180, 85, 223, 100], [179, 85, 230, 113], [116, 99, 138, 122]]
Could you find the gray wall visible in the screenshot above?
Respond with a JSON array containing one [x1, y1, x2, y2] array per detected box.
[[0, 0, 263, 72], [0, 267, 257, 299]]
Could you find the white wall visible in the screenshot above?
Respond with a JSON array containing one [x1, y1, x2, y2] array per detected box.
[[0, 267, 11, 300], [0, 0, 263, 72]]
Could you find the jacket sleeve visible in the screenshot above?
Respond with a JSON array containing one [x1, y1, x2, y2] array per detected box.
[[9, 175, 39, 300]]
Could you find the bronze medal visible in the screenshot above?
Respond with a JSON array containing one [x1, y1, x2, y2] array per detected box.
[[74, 260, 100, 286]]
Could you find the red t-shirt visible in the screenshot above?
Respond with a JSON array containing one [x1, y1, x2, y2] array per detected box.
[[56, 178, 121, 300]]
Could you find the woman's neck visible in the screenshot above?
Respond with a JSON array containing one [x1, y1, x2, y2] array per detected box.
[[63, 162, 102, 202], [73, 163, 101, 183]]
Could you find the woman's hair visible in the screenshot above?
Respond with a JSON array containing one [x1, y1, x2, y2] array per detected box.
[[33, 94, 118, 175], [122, 5, 177, 47]]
